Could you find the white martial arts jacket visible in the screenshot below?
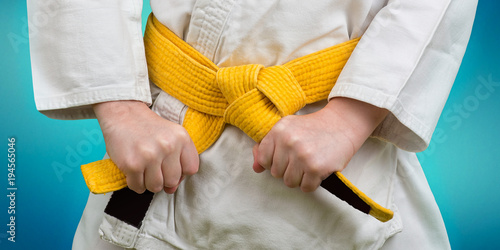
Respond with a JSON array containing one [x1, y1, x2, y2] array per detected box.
[[28, 0, 477, 249]]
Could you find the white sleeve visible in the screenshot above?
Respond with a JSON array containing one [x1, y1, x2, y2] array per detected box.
[[329, 0, 477, 152], [27, 0, 151, 120]]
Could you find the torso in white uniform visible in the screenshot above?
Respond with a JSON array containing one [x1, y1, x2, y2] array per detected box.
[[27, 0, 477, 249]]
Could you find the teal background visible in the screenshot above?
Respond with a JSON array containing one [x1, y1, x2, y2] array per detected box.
[[0, 1, 498, 249]]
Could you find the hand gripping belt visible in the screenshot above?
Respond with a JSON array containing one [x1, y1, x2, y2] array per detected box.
[[81, 14, 394, 223]]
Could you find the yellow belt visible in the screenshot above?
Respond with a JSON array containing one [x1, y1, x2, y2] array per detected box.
[[81, 14, 393, 222]]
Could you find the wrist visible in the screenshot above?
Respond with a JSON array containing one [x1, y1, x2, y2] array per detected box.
[[93, 100, 150, 126], [322, 97, 388, 149]]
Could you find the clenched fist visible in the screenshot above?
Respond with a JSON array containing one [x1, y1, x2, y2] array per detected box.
[[94, 100, 199, 194], [253, 97, 388, 192]]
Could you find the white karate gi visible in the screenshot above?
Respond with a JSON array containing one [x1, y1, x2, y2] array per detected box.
[[27, 0, 477, 249]]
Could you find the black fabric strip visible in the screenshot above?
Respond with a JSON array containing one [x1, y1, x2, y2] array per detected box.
[[103, 175, 369, 229], [104, 188, 155, 228], [320, 174, 371, 214]]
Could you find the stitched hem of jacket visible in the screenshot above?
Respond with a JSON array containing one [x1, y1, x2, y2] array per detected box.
[[36, 86, 152, 120], [329, 83, 429, 152]]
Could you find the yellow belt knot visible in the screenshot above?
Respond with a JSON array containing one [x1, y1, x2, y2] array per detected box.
[[217, 64, 306, 143], [80, 13, 394, 223], [143, 13, 361, 153]]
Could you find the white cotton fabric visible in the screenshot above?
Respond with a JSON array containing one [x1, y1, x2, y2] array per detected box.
[[27, 0, 477, 249]]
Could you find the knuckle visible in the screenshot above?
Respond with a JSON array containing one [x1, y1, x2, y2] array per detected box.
[[164, 177, 178, 188], [147, 184, 163, 193], [162, 170, 181, 187], [145, 176, 164, 193], [301, 183, 317, 193], [283, 177, 297, 188], [157, 129, 191, 154], [178, 129, 192, 143], [273, 120, 287, 133], [163, 186, 177, 194], [296, 146, 313, 162], [121, 159, 143, 174], [305, 161, 323, 176], [137, 145, 157, 162], [284, 134, 300, 148], [300, 174, 321, 193], [256, 155, 269, 168], [126, 177, 145, 194], [157, 136, 175, 154], [171, 127, 191, 143], [277, 117, 292, 127], [183, 162, 199, 176], [129, 185, 146, 194], [270, 168, 283, 178]]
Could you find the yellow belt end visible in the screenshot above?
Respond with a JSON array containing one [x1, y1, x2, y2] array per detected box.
[[81, 159, 127, 194]]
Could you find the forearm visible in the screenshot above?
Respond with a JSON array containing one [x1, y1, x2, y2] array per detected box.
[[323, 97, 389, 153], [93, 100, 151, 128]]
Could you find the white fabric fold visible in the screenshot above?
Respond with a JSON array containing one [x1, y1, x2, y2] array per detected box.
[[27, 0, 477, 249], [28, 0, 151, 119]]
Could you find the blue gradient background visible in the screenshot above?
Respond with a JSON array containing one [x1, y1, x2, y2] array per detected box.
[[1, 1, 499, 249]]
